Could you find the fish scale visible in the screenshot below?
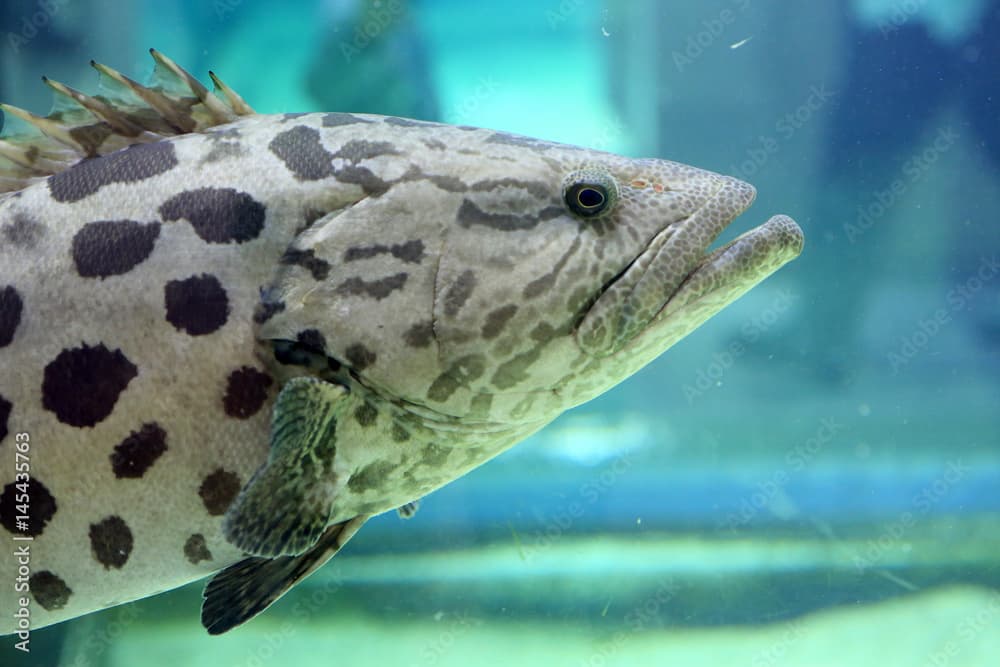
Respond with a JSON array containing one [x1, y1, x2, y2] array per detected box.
[[0, 51, 803, 635]]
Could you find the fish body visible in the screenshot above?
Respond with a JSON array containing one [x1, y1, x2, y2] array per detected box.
[[0, 52, 803, 634]]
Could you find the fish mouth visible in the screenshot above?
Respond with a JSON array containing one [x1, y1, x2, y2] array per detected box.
[[575, 175, 803, 357]]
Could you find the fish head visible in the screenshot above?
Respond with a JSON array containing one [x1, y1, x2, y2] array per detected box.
[[258, 123, 804, 427]]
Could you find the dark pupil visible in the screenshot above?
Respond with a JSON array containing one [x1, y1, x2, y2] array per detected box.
[[577, 187, 605, 208]]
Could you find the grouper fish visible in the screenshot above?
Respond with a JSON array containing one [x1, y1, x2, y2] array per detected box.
[[0, 50, 803, 635]]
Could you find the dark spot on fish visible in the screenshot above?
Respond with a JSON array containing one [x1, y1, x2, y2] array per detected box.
[[49, 141, 177, 202], [110, 422, 168, 479], [469, 393, 493, 418], [344, 239, 424, 264], [0, 285, 23, 347], [0, 394, 10, 443], [336, 273, 407, 300], [42, 344, 137, 427], [354, 402, 378, 427], [1, 213, 45, 248], [199, 468, 241, 515], [403, 320, 434, 348], [272, 340, 324, 368], [89, 515, 133, 569], [391, 422, 411, 442], [347, 461, 394, 493], [421, 443, 449, 467], [269, 125, 335, 180], [450, 355, 486, 383], [296, 329, 327, 353], [202, 140, 246, 163], [396, 166, 467, 192], [72, 220, 160, 278], [426, 355, 485, 402], [530, 322, 559, 344], [427, 374, 460, 403], [344, 343, 376, 371], [30, 571, 72, 610], [164, 274, 229, 336], [444, 270, 476, 317], [281, 248, 330, 280], [0, 478, 56, 536], [254, 300, 286, 324], [491, 347, 543, 390], [160, 188, 265, 244], [456, 199, 564, 231], [322, 112, 373, 127], [332, 140, 401, 163], [223, 367, 273, 419], [184, 533, 213, 564], [333, 165, 391, 196], [425, 173, 468, 192], [481, 304, 517, 340]]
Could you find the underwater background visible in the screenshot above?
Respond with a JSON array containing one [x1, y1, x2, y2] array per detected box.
[[1, 0, 998, 665]]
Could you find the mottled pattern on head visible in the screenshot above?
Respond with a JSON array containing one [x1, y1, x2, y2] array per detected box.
[[259, 118, 801, 427]]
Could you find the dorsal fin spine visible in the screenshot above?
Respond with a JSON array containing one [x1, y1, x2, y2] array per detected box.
[[42, 76, 145, 137], [208, 71, 255, 117], [0, 50, 256, 196], [149, 49, 235, 124], [0, 102, 87, 153]]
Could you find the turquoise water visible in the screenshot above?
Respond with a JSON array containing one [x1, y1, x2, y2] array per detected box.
[[2, 1, 998, 665]]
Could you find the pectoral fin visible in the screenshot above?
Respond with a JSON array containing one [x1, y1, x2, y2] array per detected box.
[[223, 376, 347, 557], [202, 515, 367, 634]]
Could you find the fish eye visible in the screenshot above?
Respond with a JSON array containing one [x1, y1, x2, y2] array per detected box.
[[563, 169, 618, 218]]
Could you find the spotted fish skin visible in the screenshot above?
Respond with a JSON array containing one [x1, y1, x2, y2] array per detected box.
[[0, 55, 803, 633]]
